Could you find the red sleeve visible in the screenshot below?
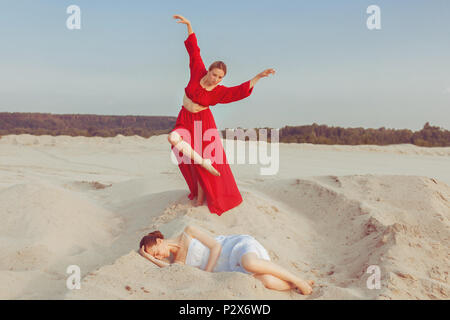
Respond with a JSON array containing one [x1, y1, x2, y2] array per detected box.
[[211, 80, 254, 105], [184, 33, 206, 78]]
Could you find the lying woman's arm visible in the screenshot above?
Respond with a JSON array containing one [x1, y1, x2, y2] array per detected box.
[[139, 246, 170, 268], [184, 225, 221, 272]]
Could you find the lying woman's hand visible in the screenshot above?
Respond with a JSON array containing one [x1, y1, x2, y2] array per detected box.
[[139, 246, 150, 258], [139, 246, 170, 268]]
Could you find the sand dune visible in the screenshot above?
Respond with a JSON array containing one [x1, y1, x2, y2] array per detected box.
[[66, 175, 450, 300], [0, 134, 448, 299], [0, 180, 122, 299]]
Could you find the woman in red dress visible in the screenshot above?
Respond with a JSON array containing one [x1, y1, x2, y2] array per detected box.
[[169, 15, 275, 216]]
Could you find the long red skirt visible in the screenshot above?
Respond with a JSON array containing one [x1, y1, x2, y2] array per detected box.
[[170, 106, 243, 216]]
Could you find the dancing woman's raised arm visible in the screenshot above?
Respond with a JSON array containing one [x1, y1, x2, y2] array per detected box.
[[184, 33, 206, 74], [173, 14, 206, 76]]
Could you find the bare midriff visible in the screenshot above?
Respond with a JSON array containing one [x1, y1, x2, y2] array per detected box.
[[183, 93, 209, 113]]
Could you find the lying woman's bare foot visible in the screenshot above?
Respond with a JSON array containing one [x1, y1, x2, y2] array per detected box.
[[201, 158, 220, 176], [294, 279, 313, 295]]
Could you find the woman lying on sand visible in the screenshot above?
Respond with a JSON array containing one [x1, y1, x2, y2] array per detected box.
[[138, 225, 314, 295]]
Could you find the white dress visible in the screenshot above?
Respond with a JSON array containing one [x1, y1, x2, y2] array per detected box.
[[184, 232, 271, 274]]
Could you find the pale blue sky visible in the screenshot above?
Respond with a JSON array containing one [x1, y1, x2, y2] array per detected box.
[[0, 0, 449, 130]]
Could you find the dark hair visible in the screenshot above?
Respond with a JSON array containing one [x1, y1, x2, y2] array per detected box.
[[139, 230, 164, 250], [208, 61, 227, 76]]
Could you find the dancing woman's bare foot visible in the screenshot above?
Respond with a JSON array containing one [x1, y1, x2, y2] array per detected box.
[[201, 158, 220, 176], [191, 196, 205, 207], [194, 199, 204, 207]]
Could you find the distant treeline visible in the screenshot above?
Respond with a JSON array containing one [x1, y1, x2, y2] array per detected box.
[[220, 122, 449, 147], [281, 122, 450, 146], [0, 113, 448, 147], [0, 112, 176, 138]]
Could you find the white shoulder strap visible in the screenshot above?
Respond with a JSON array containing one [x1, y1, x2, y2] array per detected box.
[[183, 231, 192, 239]]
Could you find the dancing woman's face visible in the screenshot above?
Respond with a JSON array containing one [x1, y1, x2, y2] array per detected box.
[[146, 239, 170, 260], [206, 68, 225, 86]]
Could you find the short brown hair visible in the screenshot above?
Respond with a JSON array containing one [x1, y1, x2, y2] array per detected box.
[[208, 61, 227, 76], [139, 230, 164, 250]]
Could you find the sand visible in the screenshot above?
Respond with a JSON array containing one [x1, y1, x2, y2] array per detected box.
[[0, 134, 448, 300]]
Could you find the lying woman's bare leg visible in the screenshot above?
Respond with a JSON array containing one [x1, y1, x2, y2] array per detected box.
[[168, 131, 220, 176], [241, 253, 314, 295], [253, 274, 295, 291]]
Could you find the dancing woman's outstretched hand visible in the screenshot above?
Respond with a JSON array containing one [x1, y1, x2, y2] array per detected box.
[[173, 14, 191, 25], [257, 68, 276, 79], [250, 68, 275, 89]]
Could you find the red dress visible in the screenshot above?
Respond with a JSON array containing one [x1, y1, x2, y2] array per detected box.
[[170, 33, 254, 216]]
